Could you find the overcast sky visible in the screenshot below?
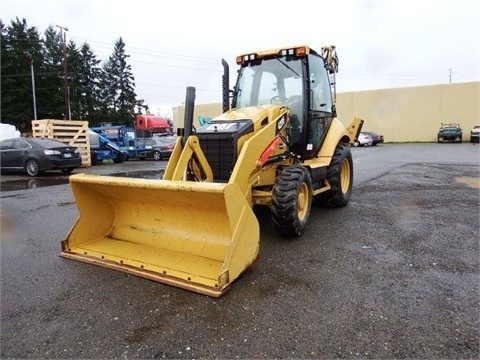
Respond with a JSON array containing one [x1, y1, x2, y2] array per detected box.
[[2, 0, 479, 117]]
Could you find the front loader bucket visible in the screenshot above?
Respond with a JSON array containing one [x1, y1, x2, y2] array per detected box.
[[61, 173, 260, 297]]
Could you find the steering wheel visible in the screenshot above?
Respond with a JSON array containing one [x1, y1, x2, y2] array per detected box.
[[270, 95, 282, 104]]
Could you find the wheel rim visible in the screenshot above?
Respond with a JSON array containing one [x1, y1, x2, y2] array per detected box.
[[297, 182, 309, 220], [340, 158, 351, 194], [27, 160, 38, 175]]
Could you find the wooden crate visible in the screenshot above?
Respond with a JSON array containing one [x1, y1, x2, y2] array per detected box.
[[31, 119, 91, 167]]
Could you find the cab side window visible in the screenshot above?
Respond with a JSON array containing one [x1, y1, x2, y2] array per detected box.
[[309, 55, 333, 113]]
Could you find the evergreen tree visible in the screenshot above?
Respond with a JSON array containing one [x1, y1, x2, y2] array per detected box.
[[1, 18, 43, 132], [1, 19, 140, 129], [98, 58, 117, 122], [100, 37, 137, 125], [76, 43, 102, 124], [66, 40, 82, 120], [41, 25, 66, 119]]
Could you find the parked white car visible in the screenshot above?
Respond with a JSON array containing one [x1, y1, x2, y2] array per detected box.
[[353, 132, 373, 147], [470, 125, 480, 143]]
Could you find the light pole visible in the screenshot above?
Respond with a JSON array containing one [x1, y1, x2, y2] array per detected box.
[[23, 51, 37, 120], [56, 24, 70, 120]]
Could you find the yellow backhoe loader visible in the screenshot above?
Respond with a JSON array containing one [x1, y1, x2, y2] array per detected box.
[[61, 45, 363, 297]]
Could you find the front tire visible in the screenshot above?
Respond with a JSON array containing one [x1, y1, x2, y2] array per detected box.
[[314, 142, 353, 207], [271, 165, 312, 237]]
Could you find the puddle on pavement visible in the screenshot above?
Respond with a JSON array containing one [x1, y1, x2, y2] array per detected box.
[[0, 177, 69, 192], [111, 170, 164, 180], [0, 170, 165, 192]]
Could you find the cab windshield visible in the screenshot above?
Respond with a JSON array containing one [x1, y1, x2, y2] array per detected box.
[[234, 57, 304, 109]]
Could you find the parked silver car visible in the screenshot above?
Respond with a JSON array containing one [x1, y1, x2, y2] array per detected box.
[[362, 131, 384, 146], [352, 132, 373, 147]]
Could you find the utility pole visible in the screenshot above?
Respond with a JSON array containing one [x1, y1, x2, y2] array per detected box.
[[449, 68, 452, 83], [23, 51, 37, 120], [56, 25, 70, 120]]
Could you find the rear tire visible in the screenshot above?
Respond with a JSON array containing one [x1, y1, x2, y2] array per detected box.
[[271, 165, 312, 237], [153, 150, 162, 161], [91, 152, 98, 165], [25, 159, 40, 177], [314, 142, 353, 207], [113, 154, 125, 163]]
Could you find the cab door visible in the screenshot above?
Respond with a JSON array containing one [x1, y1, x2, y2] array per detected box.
[[305, 54, 334, 158]]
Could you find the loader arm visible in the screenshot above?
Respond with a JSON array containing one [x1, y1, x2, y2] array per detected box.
[[228, 107, 290, 197], [163, 135, 214, 181]]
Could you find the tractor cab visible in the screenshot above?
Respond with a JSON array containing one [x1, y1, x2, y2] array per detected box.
[[231, 45, 337, 159]]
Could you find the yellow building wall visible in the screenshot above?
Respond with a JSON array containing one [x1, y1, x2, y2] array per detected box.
[[173, 82, 480, 142], [337, 82, 479, 142]]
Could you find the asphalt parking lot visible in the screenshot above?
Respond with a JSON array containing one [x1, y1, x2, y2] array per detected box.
[[1, 143, 479, 359]]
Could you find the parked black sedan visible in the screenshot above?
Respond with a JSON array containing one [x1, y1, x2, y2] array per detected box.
[[137, 136, 176, 161], [362, 131, 384, 146], [0, 137, 82, 176]]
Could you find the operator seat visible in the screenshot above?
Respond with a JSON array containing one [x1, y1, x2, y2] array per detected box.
[[286, 95, 304, 152]]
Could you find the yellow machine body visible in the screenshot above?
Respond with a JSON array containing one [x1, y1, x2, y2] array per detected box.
[[61, 45, 363, 297]]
